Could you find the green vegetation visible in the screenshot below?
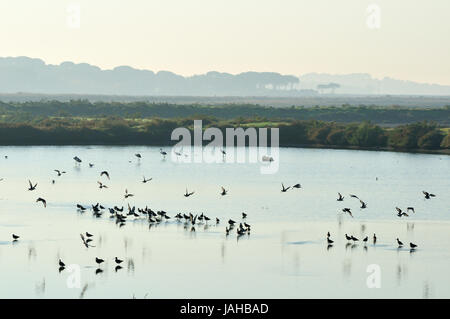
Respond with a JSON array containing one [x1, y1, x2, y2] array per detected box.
[[1, 100, 450, 125], [0, 115, 448, 153]]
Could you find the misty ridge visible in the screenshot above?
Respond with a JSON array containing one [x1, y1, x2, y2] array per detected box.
[[1, 56, 450, 96]]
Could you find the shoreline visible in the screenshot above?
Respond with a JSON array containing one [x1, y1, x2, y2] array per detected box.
[[0, 142, 448, 156]]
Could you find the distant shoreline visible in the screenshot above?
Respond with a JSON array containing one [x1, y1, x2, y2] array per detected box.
[[0, 142, 448, 156]]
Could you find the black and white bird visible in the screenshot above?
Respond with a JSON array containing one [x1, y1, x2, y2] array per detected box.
[[73, 156, 82, 163], [397, 238, 404, 247], [342, 208, 353, 218], [292, 183, 301, 189], [115, 257, 123, 264], [410, 242, 418, 249], [337, 192, 344, 201], [160, 148, 167, 158], [360, 200, 367, 209], [12, 234, 20, 241]]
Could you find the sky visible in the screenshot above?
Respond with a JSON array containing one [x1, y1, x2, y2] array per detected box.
[[1, 0, 449, 85]]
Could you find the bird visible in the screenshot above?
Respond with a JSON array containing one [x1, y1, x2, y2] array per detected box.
[[423, 191, 436, 199], [220, 187, 228, 196], [80, 233, 95, 248], [85, 232, 93, 238], [363, 236, 368, 243], [100, 171, 110, 179], [410, 242, 417, 249], [342, 208, 353, 218], [89, 163, 94, 167], [95, 257, 104, 265], [77, 204, 86, 211], [407, 207, 415, 213], [397, 238, 404, 247], [184, 188, 195, 197], [327, 231, 331, 238], [349, 194, 359, 199], [73, 156, 82, 163], [242, 212, 247, 219], [135, 153, 142, 159], [216, 218, 220, 224], [142, 176, 152, 183], [115, 257, 123, 264], [124, 189, 134, 198], [292, 183, 301, 189], [281, 183, 291, 192], [97, 181, 108, 189], [36, 197, 47, 207], [345, 234, 352, 241], [12, 234, 20, 241], [54, 170, 66, 176], [327, 237, 334, 244], [228, 219, 236, 226], [337, 192, 344, 201], [160, 148, 167, 158], [28, 180, 37, 191], [59, 259, 65, 267], [360, 200, 367, 209], [350, 235, 359, 242], [373, 233, 377, 244]]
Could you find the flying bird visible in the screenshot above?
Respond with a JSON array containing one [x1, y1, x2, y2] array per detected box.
[[337, 192, 344, 201], [142, 176, 152, 183], [281, 183, 291, 192], [36, 197, 47, 207], [97, 181, 108, 189], [28, 180, 37, 191], [124, 189, 134, 199], [73, 156, 82, 163], [220, 187, 228, 196], [54, 170, 66, 176], [292, 183, 301, 189], [100, 171, 110, 179], [184, 188, 195, 197], [423, 191, 436, 199]]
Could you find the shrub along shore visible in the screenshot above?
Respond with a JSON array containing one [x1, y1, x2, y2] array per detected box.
[[0, 116, 448, 154]]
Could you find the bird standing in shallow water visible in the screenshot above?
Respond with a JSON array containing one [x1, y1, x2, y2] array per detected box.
[[59, 259, 65, 267], [397, 238, 403, 247], [95, 257, 104, 265], [410, 242, 417, 249], [373, 233, 377, 244], [115, 257, 123, 264], [12, 234, 20, 241]]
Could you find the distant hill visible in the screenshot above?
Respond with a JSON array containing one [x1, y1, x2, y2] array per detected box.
[[1, 56, 450, 96]]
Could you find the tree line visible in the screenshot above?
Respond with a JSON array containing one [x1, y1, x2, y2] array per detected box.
[[0, 116, 448, 152]]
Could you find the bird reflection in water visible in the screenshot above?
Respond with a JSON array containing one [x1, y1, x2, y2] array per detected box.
[[127, 258, 135, 275]]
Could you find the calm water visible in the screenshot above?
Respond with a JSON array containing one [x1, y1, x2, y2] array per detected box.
[[0, 146, 449, 298]]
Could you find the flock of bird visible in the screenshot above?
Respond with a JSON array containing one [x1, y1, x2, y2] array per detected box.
[[3, 149, 439, 274], [328, 189, 438, 251]]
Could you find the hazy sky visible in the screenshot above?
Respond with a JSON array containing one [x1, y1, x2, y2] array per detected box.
[[1, 0, 449, 85]]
